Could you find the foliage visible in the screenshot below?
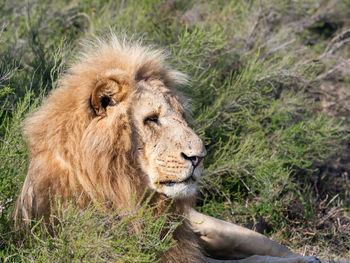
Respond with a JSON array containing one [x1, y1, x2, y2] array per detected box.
[[0, 0, 349, 261]]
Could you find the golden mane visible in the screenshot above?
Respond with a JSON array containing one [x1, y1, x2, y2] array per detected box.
[[14, 36, 205, 262]]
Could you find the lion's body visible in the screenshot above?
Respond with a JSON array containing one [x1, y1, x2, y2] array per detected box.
[[14, 36, 325, 263], [14, 36, 206, 263]]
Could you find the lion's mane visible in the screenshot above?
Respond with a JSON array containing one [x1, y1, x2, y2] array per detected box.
[[14, 36, 205, 263]]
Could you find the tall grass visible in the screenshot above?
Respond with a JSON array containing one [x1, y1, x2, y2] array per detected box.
[[1, 0, 349, 261]]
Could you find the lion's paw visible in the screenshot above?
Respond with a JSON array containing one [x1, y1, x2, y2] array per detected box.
[[303, 256, 321, 263]]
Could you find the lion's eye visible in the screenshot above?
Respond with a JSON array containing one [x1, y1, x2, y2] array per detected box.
[[144, 115, 159, 125]]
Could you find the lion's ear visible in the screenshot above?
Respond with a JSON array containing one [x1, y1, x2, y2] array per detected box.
[[91, 73, 130, 116]]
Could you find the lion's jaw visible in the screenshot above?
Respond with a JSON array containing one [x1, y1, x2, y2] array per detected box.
[[132, 80, 206, 198]]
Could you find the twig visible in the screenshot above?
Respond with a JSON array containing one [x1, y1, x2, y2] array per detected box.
[[315, 59, 350, 81], [323, 29, 350, 56]]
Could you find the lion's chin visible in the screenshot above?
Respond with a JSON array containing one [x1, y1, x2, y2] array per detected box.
[[148, 167, 202, 198], [154, 180, 198, 199]]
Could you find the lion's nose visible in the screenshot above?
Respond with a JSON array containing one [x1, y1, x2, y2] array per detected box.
[[181, 153, 204, 168]]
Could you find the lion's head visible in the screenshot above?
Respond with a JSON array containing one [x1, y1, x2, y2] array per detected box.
[[15, 36, 206, 225], [131, 79, 206, 198], [88, 67, 206, 199]]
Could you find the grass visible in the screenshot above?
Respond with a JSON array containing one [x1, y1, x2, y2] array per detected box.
[[2, 198, 178, 262], [1, 0, 349, 262]]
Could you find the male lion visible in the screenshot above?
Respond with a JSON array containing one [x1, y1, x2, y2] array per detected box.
[[14, 35, 322, 263]]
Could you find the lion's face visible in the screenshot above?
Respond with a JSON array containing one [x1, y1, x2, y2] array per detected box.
[[131, 79, 206, 198]]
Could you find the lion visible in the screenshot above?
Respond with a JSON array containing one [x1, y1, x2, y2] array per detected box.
[[14, 35, 323, 263]]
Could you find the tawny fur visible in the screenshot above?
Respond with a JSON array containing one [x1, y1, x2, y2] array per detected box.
[[14, 36, 206, 263]]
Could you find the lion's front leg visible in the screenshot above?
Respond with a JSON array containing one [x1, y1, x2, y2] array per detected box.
[[188, 208, 294, 259], [206, 255, 321, 263]]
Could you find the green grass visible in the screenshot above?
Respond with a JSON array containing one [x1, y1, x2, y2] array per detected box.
[[1, 198, 177, 262], [1, 0, 350, 261]]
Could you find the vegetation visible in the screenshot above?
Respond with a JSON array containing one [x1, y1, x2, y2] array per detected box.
[[1, 0, 349, 261]]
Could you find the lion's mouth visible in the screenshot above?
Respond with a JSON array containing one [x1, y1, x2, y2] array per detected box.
[[159, 174, 196, 187]]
